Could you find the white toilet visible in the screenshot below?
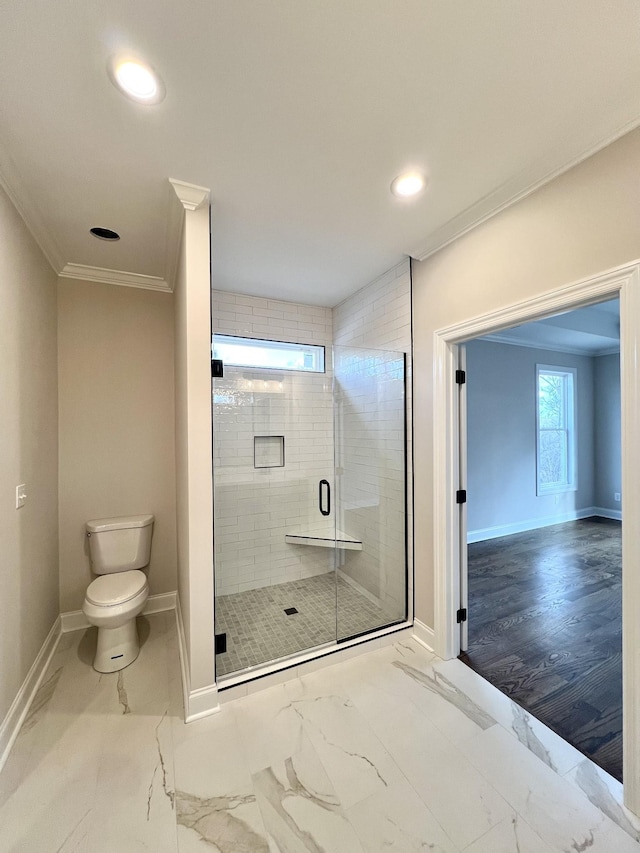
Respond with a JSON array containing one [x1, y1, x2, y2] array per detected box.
[[82, 514, 154, 673]]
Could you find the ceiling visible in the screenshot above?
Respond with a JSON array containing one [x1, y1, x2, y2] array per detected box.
[[480, 298, 620, 356], [1, 2, 639, 307]]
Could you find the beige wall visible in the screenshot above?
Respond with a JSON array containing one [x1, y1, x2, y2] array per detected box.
[[412, 126, 640, 628], [58, 279, 177, 612], [0, 184, 58, 722]]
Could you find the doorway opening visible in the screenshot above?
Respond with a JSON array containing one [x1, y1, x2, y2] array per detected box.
[[459, 298, 622, 779], [432, 261, 640, 813]]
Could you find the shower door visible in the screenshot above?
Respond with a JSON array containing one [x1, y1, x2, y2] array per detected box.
[[211, 340, 406, 679], [212, 354, 339, 678], [333, 346, 407, 641]]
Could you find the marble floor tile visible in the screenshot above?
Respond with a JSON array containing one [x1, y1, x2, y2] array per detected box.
[[342, 664, 514, 848], [434, 657, 586, 775], [463, 814, 554, 853], [463, 724, 640, 852], [176, 792, 271, 853], [347, 777, 460, 852], [172, 702, 274, 851], [232, 682, 308, 775], [85, 711, 177, 853], [283, 673, 405, 809], [251, 736, 364, 852], [0, 707, 105, 852], [2, 612, 640, 852], [565, 757, 640, 843]]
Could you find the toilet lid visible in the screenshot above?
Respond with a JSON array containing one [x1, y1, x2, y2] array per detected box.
[[86, 570, 147, 606]]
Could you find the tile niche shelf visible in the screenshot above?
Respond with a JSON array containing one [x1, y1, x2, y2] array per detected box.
[[285, 525, 362, 551]]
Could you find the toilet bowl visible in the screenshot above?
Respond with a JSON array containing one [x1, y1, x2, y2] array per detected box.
[[82, 514, 154, 673]]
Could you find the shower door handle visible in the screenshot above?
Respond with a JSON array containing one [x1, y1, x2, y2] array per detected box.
[[319, 479, 331, 517]]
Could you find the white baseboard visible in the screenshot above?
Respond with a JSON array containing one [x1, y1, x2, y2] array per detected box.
[[60, 590, 178, 633], [412, 618, 436, 654], [467, 507, 615, 543], [142, 591, 177, 614], [0, 616, 62, 774], [175, 594, 220, 723], [184, 683, 221, 723], [591, 506, 622, 521]]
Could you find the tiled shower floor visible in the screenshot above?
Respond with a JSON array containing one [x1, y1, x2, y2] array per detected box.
[[215, 572, 394, 677]]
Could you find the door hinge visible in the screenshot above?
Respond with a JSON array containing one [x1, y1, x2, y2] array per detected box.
[[456, 489, 467, 504], [212, 359, 224, 378], [455, 369, 466, 385], [456, 608, 467, 624], [215, 633, 227, 654]]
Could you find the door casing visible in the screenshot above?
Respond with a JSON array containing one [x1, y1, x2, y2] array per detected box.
[[432, 260, 640, 811]]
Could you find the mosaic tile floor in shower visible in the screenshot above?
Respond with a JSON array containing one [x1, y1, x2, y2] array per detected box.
[[215, 572, 396, 676]]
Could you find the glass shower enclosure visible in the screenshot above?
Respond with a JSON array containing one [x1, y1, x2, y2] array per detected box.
[[212, 337, 406, 679]]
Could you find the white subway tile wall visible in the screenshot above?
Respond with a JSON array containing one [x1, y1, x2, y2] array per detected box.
[[212, 291, 335, 594], [333, 260, 413, 620]]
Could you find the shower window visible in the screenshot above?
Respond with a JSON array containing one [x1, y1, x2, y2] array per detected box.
[[213, 334, 325, 372]]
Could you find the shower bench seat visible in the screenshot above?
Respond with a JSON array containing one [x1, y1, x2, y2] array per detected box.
[[285, 528, 363, 550]]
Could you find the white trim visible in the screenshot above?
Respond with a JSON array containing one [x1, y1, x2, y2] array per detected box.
[[175, 594, 220, 722], [618, 266, 640, 809], [433, 260, 640, 814], [141, 591, 177, 615], [59, 263, 171, 293], [591, 506, 622, 521], [169, 178, 211, 211], [0, 144, 65, 273], [175, 595, 191, 720], [412, 116, 640, 263], [467, 507, 611, 543], [412, 618, 435, 653], [183, 684, 221, 723], [60, 609, 90, 633], [0, 616, 62, 774], [433, 334, 460, 660], [480, 332, 619, 358], [164, 178, 187, 292], [60, 591, 177, 633]]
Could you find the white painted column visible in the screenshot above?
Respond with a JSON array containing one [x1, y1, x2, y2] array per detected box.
[[170, 179, 218, 721]]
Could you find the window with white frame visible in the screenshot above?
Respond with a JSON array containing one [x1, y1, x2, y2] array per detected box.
[[212, 334, 325, 372], [536, 365, 577, 495]]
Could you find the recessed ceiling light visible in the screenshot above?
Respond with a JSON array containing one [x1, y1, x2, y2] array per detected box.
[[391, 172, 427, 198], [90, 227, 120, 241], [108, 57, 165, 105]]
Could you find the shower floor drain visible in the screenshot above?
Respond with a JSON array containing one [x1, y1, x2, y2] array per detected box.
[[284, 607, 299, 615]]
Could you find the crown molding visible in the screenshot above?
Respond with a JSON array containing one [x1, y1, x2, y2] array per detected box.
[[164, 181, 186, 295], [59, 263, 171, 293], [169, 178, 211, 211], [411, 115, 640, 262], [0, 143, 65, 273], [479, 332, 620, 358]]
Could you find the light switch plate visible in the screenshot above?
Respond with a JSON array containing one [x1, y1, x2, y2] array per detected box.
[[16, 484, 26, 509]]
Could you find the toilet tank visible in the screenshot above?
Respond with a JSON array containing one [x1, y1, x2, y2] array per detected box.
[[86, 514, 154, 574]]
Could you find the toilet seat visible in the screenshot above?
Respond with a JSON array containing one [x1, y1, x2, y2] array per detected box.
[[86, 570, 147, 606]]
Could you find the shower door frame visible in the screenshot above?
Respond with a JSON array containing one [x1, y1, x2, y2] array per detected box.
[[212, 343, 412, 686]]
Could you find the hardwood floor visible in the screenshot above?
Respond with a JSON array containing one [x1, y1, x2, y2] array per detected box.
[[461, 517, 622, 780]]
